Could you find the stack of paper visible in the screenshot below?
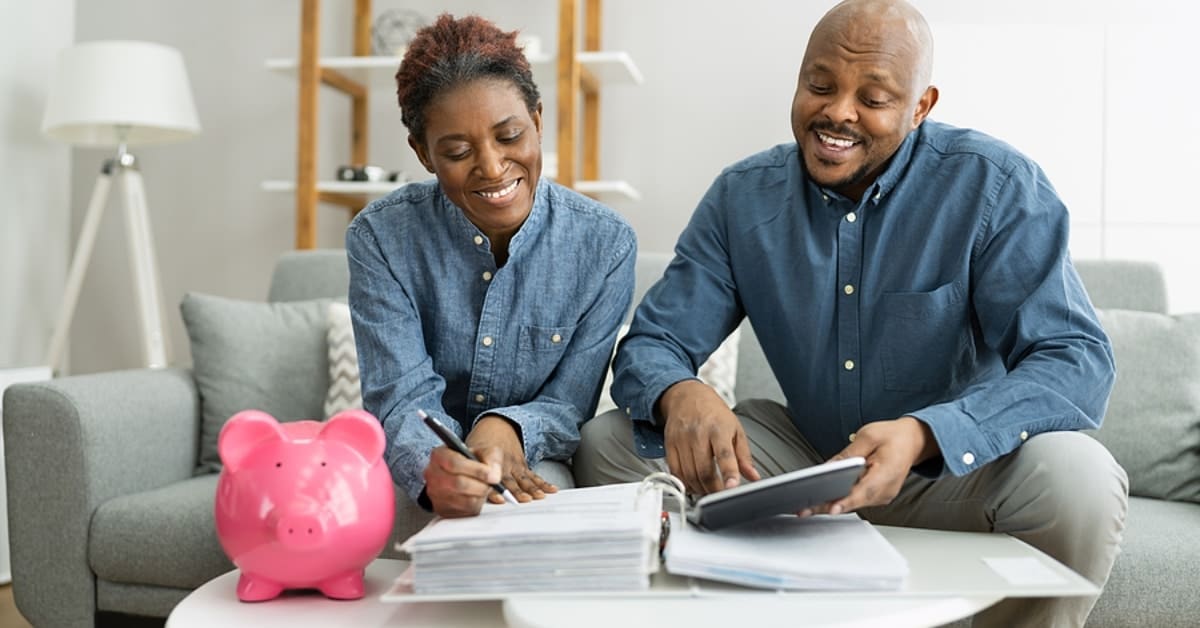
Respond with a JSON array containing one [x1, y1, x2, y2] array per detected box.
[[398, 483, 662, 595], [665, 513, 909, 590]]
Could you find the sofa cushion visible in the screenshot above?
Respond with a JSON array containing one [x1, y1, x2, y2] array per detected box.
[[1087, 496, 1200, 627], [325, 301, 362, 417], [596, 324, 740, 415], [1091, 309, 1200, 503], [180, 293, 331, 473], [89, 474, 232, 589]]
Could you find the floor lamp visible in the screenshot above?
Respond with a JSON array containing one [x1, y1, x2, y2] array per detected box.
[[41, 40, 201, 373]]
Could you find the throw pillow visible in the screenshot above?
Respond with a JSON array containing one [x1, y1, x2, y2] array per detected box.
[[1090, 309, 1200, 503], [325, 301, 363, 417], [180, 293, 332, 473], [595, 325, 741, 415]]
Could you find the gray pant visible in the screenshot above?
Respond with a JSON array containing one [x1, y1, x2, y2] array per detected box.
[[573, 399, 1129, 628]]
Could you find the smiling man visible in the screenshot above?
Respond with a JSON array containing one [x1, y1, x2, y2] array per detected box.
[[574, 1, 1127, 625]]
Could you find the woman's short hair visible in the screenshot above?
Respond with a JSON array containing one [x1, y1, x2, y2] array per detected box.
[[396, 13, 540, 142]]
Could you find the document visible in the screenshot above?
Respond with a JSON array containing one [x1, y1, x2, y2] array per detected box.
[[394, 474, 908, 596]]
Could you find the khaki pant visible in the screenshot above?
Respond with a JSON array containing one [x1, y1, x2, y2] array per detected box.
[[573, 399, 1129, 628]]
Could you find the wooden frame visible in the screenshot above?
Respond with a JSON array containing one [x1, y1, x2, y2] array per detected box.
[[295, 0, 372, 249]]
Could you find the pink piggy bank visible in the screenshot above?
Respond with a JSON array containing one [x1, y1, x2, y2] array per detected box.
[[215, 408, 395, 602]]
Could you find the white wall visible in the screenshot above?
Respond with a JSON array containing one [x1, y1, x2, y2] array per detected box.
[[0, 1, 73, 370], [58, 0, 1200, 374]]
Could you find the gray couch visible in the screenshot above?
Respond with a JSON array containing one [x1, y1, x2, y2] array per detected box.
[[4, 250, 1197, 627]]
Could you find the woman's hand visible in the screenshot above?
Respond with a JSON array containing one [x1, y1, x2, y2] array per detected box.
[[467, 415, 558, 503], [423, 444, 504, 518]]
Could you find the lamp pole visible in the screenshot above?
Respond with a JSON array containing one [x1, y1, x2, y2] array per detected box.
[[46, 131, 170, 373]]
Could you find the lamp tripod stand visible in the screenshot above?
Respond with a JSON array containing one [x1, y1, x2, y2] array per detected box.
[[46, 143, 170, 373]]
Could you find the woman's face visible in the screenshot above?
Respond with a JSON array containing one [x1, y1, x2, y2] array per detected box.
[[409, 78, 543, 242]]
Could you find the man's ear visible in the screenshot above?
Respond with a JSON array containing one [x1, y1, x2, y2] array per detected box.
[[911, 85, 939, 128], [408, 134, 435, 174]]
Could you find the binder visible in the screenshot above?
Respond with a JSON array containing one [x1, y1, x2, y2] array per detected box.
[[393, 463, 908, 597]]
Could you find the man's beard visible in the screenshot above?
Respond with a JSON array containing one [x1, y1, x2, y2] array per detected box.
[[799, 150, 874, 193]]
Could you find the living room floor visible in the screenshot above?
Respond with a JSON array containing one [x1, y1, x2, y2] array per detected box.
[[0, 584, 31, 628]]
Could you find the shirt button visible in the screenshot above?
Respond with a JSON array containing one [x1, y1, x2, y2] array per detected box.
[[822, 194, 829, 202], [482, 271, 493, 281], [962, 452, 976, 465], [843, 284, 855, 295], [843, 359, 855, 371], [551, 333, 562, 343], [625, 407, 632, 415], [846, 212, 857, 223], [1020, 430, 1029, 441], [874, 192, 882, 201], [481, 336, 493, 347], [848, 432, 856, 443], [474, 393, 485, 403], [473, 235, 484, 245]]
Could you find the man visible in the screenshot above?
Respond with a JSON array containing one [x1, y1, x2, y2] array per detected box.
[[572, 1, 1128, 625]]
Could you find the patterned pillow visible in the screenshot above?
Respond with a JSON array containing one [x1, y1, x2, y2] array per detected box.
[[595, 325, 740, 415], [324, 301, 363, 418]]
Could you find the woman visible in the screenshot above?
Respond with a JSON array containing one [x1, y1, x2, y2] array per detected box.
[[346, 14, 636, 518]]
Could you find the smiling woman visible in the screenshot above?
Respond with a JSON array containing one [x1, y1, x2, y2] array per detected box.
[[344, 13, 636, 521]]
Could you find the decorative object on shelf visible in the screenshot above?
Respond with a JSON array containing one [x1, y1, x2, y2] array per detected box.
[[215, 409, 395, 602], [41, 40, 201, 374], [336, 164, 406, 183], [371, 8, 427, 56]]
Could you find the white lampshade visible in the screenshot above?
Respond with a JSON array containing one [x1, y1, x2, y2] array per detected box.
[[42, 40, 201, 147]]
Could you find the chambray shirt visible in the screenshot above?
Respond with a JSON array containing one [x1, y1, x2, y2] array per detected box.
[[613, 120, 1114, 477], [346, 177, 636, 503]]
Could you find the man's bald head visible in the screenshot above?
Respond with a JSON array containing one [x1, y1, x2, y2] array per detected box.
[[809, 0, 934, 93]]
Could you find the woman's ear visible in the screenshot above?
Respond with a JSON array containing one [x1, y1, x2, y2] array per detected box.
[[408, 134, 435, 174], [533, 101, 544, 140]]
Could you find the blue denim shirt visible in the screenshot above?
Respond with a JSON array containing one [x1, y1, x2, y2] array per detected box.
[[612, 120, 1114, 478], [347, 178, 636, 502]]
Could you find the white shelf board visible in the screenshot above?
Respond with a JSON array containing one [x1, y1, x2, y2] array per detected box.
[[262, 180, 403, 195], [264, 51, 643, 87], [574, 180, 641, 201], [576, 51, 644, 85], [266, 53, 555, 86]]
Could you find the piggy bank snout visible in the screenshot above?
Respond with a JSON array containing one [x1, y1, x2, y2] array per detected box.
[[275, 510, 328, 550]]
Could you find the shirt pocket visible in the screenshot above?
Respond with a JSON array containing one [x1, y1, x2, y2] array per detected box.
[[881, 281, 971, 393], [516, 324, 577, 393]]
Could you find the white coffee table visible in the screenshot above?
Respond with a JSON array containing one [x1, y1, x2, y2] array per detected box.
[[166, 559, 506, 628], [168, 526, 1096, 628]]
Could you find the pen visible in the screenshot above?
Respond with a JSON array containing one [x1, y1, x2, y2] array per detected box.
[[418, 409, 520, 506]]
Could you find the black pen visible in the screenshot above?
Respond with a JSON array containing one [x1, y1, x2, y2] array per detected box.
[[418, 409, 519, 505]]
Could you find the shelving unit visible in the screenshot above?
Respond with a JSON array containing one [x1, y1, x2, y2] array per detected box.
[[554, 0, 642, 200], [267, 0, 641, 249]]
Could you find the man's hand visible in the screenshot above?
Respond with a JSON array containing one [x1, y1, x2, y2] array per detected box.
[[658, 379, 760, 495], [805, 416, 938, 516], [466, 415, 558, 503], [423, 444, 503, 517]]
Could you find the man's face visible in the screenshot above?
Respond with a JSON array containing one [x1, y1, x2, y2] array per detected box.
[[791, 20, 933, 201]]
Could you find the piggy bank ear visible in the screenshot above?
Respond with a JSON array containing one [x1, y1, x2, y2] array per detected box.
[[319, 409, 386, 465], [218, 410, 286, 473]]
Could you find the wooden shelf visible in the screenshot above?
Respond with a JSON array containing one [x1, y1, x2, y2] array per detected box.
[[273, 0, 641, 249]]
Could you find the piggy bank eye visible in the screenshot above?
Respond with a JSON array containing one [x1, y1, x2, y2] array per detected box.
[[275, 462, 282, 468], [320, 461, 327, 467]]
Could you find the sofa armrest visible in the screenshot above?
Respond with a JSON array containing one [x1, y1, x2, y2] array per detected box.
[[2, 367, 200, 628]]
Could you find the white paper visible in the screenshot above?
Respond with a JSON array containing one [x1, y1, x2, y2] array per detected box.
[[983, 557, 1067, 586]]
